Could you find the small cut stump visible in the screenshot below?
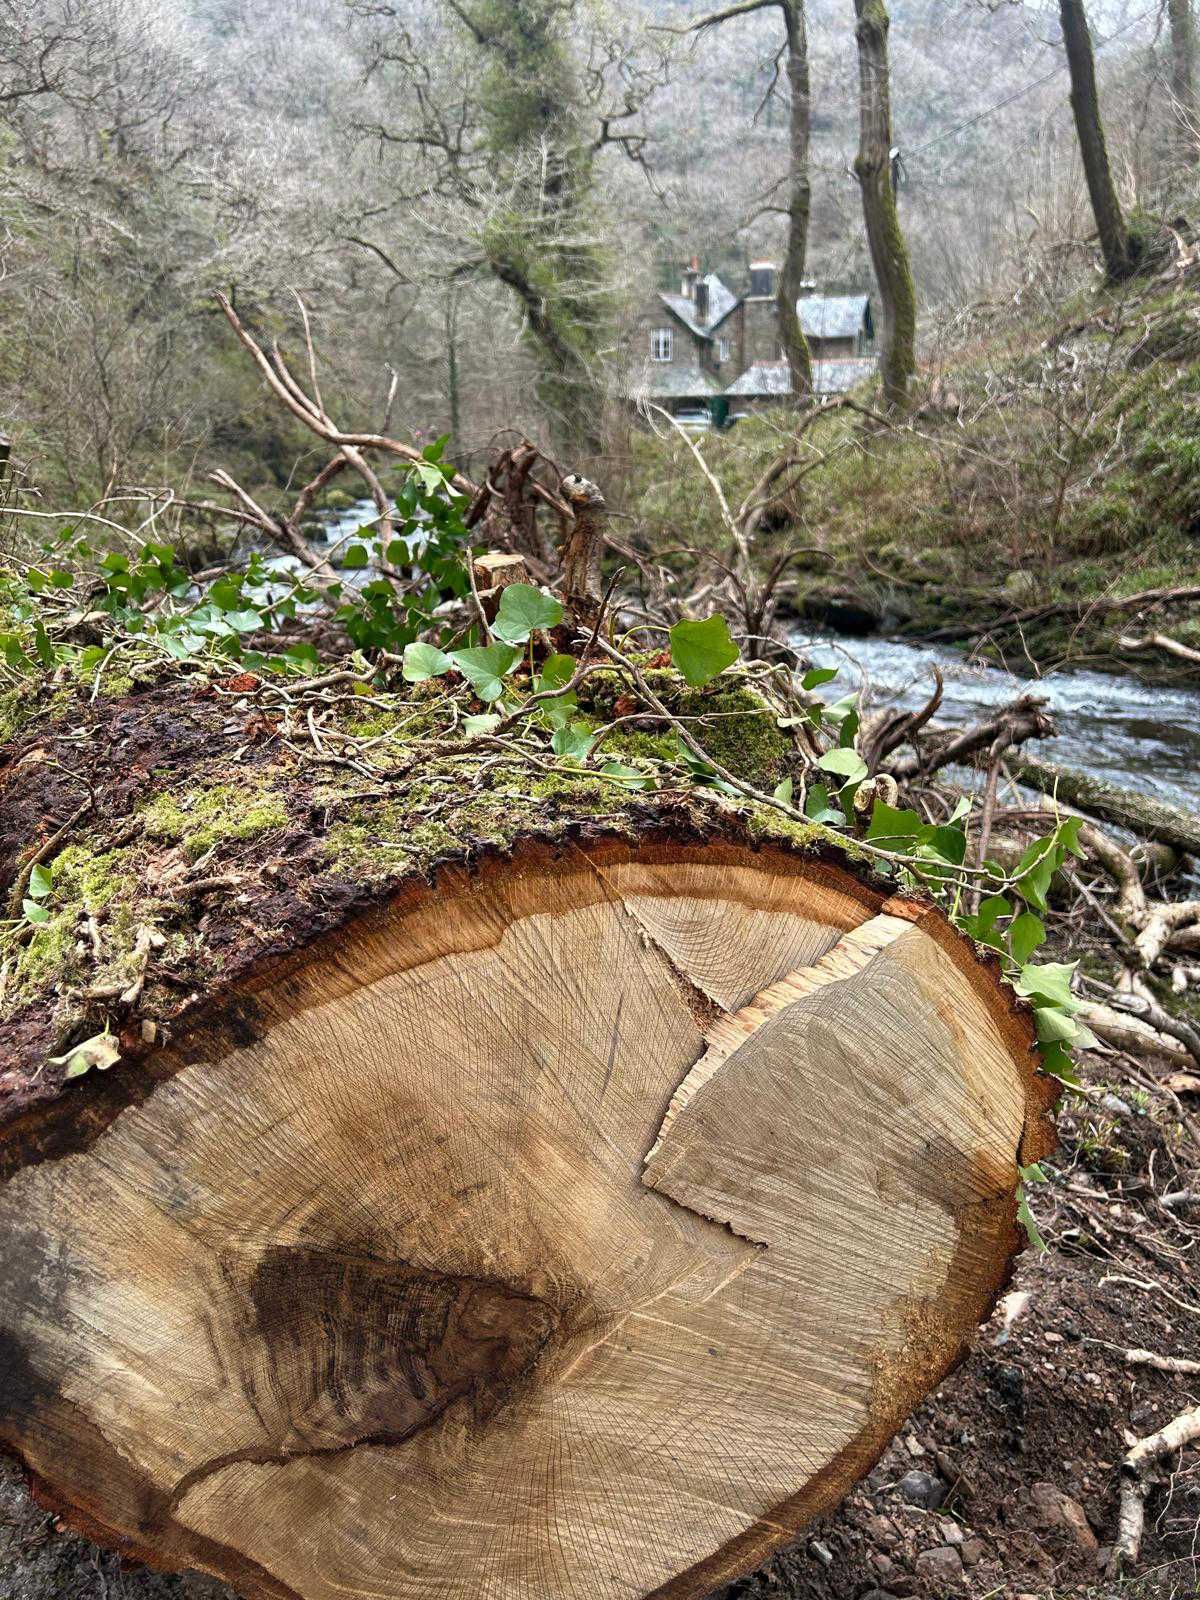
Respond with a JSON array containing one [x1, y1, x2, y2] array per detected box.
[[0, 780, 1055, 1600]]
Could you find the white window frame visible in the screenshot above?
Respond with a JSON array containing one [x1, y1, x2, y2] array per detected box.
[[717, 336, 731, 363], [650, 327, 673, 362]]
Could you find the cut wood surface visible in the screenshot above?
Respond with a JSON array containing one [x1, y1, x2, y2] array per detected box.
[[0, 824, 1053, 1600], [0, 669, 1056, 1600]]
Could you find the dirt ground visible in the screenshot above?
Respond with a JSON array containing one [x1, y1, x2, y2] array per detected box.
[[1, 1049, 1197, 1600]]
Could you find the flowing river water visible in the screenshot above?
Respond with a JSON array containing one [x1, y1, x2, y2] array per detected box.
[[311, 501, 1200, 813], [793, 632, 1200, 815]]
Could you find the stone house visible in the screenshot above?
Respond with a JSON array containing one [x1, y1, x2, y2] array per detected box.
[[623, 258, 876, 416]]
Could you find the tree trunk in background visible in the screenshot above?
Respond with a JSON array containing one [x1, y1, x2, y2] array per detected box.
[[1168, 0, 1200, 162], [679, 0, 813, 396], [445, 285, 462, 456], [1058, 0, 1136, 281], [0, 680, 1056, 1600], [777, 0, 814, 398], [852, 0, 916, 408]]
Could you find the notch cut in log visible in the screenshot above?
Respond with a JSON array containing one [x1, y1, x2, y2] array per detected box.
[[0, 814, 1055, 1600]]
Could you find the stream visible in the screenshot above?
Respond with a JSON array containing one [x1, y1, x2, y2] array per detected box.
[[308, 501, 1200, 814], [794, 632, 1200, 815]]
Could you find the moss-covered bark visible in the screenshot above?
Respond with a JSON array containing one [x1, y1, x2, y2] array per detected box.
[[851, 0, 916, 409], [1058, 0, 1136, 283], [0, 660, 865, 1124], [777, 0, 815, 398]]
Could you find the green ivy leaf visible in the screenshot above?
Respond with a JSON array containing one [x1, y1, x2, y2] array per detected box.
[[283, 642, 319, 672], [1016, 960, 1077, 1009], [816, 746, 868, 787], [669, 615, 739, 687], [1038, 1040, 1082, 1086], [535, 652, 577, 727], [402, 641, 452, 682], [801, 666, 838, 690], [773, 776, 794, 804], [1016, 1189, 1047, 1252], [27, 864, 53, 899], [866, 800, 924, 847], [922, 824, 967, 866], [601, 760, 655, 791], [958, 893, 1011, 951], [804, 782, 845, 825], [463, 713, 501, 736], [22, 899, 50, 924], [1009, 911, 1046, 965], [1033, 1006, 1078, 1045], [493, 584, 563, 644], [449, 643, 519, 703], [341, 543, 370, 569], [552, 721, 594, 761]]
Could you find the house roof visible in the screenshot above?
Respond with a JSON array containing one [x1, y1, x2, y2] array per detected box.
[[799, 294, 872, 342], [625, 363, 722, 401], [659, 273, 740, 339], [723, 357, 878, 399]]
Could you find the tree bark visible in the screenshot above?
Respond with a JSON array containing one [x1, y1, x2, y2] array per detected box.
[[852, 0, 916, 408], [677, 0, 813, 395], [777, 0, 815, 398], [1058, 0, 1136, 282], [0, 681, 1055, 1600], [1169, 0, 1200, 162]]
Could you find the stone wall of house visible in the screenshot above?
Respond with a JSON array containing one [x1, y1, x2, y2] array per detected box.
[[743, 295, 779, 366], [810, 335, 859, 361]]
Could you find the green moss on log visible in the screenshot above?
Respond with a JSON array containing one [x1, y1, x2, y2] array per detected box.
[[141, 781, 289, 863]]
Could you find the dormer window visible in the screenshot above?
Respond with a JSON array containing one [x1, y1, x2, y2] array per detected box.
[[650, 328, 673, 362]]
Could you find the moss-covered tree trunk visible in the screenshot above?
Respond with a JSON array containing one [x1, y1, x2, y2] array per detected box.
[[1168, 0, 1200, 163], [777, 0, 815, 399], [851, 0, 916, 409], [0, 667, 1054, 1600], [1059, 0, 1137, 282]]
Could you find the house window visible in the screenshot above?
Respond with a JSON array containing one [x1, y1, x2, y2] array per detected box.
[[650, 327, 673, 362], [717, 337, 731, 363]]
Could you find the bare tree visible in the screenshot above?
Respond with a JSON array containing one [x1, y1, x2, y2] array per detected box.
[[852, 0, 916, 407], [662, 0, 813, 397], [1059, 0, 1137, 281], [1167, 0, 1200, 162], [348, 0, 667, 451]]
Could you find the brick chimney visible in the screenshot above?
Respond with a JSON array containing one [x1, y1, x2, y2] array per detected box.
[[694, 277, 710, 323], [744, 260, 778, 365], [681, 256, 700, 299]]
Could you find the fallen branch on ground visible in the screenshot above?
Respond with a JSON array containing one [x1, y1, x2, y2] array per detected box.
[[1112, 1402, 1200, 1569], [886, 694, 1055, 781], [1118, 632, 1200, 666]]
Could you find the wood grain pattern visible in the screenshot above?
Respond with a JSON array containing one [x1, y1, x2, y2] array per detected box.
[[0, 836, 1050, 1600]]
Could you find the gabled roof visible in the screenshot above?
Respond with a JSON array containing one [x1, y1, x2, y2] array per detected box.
[[723, 357, 878, 399], [625, 363, 721, 401], [799, 294, 873, 342], [659, 273, 740, 340]]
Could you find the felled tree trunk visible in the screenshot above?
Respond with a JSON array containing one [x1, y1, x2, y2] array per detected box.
[[0, 679, 1055, 1600]]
